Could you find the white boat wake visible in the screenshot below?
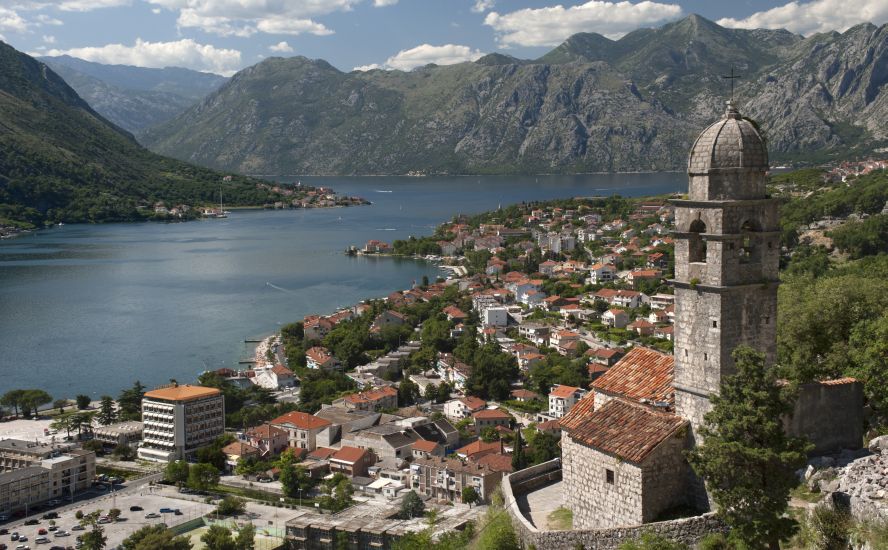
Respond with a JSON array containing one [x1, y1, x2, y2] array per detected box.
[[266, 282, 296, 294]]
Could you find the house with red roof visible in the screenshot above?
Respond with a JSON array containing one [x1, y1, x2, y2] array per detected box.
[[548, 384, 587, 419], [370, 310, 409, 333], [472, 408, 512, 430], [443, 305, 467, 322], [222, 441, 259, 472], [411, 440, 444, 459], [305, 346, 339, 370], [602, 309, 629, 329], [329, 446, 375, 478], [443, 396, 487, 420], [627, 318, 656, 337], [244, 423, 288, 458], [335, 386, 398, 412], [269, 411, 332, 452]]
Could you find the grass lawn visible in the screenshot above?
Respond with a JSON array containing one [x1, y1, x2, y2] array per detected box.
[[547, 507, 573, 530], [187, 524, 284, 550]]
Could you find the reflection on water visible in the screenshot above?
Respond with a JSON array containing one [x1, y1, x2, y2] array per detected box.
[[0, 173, 684, 397]]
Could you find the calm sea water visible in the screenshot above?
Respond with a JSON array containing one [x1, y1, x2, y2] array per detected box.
[[0, 174, 684, 398]]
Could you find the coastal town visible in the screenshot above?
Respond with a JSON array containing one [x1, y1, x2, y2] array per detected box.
[[4, 136, 888, 548]]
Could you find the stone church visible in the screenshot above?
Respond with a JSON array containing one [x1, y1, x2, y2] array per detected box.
[[560, 102, 864, 530]]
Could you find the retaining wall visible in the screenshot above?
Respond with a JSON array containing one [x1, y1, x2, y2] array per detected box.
[[503, 459, 726, 549]]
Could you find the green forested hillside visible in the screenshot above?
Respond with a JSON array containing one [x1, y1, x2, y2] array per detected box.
[[0, 41, 288, 228]]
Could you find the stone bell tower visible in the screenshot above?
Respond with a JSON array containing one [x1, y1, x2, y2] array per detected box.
[[671, 101, 781, 436]]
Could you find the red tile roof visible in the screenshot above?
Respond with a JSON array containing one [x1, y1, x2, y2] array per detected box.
[[549, 385, 581, 399], [562, 398, 686, 464], [246, 423, 287, 439], [411, 440, 440, 453], [270, 411, 332, 431], [559, 394, 596, 432], [510, 389, 539, 400], [460, 396, 487, 410], [456, 439, 503, 459], [222, 441, 260, 457], [343, 386, 397, 404], [307, 447, 337, 460], [331, 446, 369, 464], [473, 408, 511, 420], [475, 453, 514, 473], [592, 346, 674, 405]]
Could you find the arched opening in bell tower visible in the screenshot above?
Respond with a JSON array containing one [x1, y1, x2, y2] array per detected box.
[[688, 219, 707, 263], [739, 219, 761, 263]]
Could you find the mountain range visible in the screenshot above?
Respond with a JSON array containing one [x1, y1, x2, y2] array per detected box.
[[0, 42, 286, 228], [40, 56, 227, 134], [134, 14, 888, 175]]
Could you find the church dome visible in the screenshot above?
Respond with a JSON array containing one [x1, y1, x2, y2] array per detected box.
[[687, 101, 768, 174]]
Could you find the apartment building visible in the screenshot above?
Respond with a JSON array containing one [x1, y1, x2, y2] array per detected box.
[[138, 384, 225, 462], [0, 441, 95, 515], [409, 456, 503, 504], [269, 411, 332, 452]]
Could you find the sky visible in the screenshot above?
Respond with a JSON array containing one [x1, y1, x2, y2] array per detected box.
[[1, 0, 887, 76]]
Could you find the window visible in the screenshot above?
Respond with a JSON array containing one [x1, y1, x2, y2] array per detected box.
[[606, 469, 615, 485], [688, 219, 707, 263], [704, 353, 708, 361], [712, 320, 718, 328]]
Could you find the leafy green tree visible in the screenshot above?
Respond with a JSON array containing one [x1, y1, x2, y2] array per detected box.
[[121, 524, 192, 550], [76, 394, 91, 410], [421, 316, 452, 353], [511, 428, 527, 471], [688, 346, 811, 549], [53, 399, 68, 414], [398, 378, 420, 406], [849, 313, 888, 422], [107, 509, 121, 522], [71, 411, 96, 438], [50, 413, 75, 439], [164, 460, 190, 486], [200, 525, 236, 550], [480, 427, 499, 443], [116, 382, 145, 421], [187, 463, 220, 491], [97, 396, 116, 426], [461, 486, 480, 508], [234, 524, 255, 550], [79, 511, 107, 550], [435, 381, 451, 404], [529, 431, 561, 465], [1, 389, 26, 417], [216, 496, 246, 516], [19, 389, 52, 417], [195, 434, 234, 470], [112, 444, 136, 461], [399, 490, 425, 519], [423, 383, 438, 402]]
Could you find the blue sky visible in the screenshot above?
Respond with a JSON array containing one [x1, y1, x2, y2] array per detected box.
[[1, 0, 886, 76]]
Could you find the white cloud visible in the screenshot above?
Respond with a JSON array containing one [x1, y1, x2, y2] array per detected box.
[[55, 0, 130, 11], [383, 43, 484, 70], [484, 0, 683, 46], [43, 38, 242, 75], [269, 40, 292, 53], [374, 0, 398, 6], [151, 8, 161, 14], [471, 0, 495, 13], [42, 34, 55, 43], [145, 0, 356, 37], [717, 0, 888, 35], [34, 14, 63, 25], [0, 7, 29, 33], [353, 63, 380, 71]]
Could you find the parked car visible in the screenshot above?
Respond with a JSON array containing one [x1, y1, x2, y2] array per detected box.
[[17, 537, 27, 542], [41, 514, 57, 520], [173, 510, 182, 516], [157, 508, 173, 514], [36, 531, 46, 536], [15, 544, 29, 550], [45, 528, 55, 533], [52, 532, 68, 538], [0, 529, 8, 535], [23, 521, 38, 526], [68, 527, 83, 532], [34, 537, 49, 545], [49, 546, 65, 550], [128, 507, 142, 512], [11, 532, 19, 541], [143, 513, 160, 519]]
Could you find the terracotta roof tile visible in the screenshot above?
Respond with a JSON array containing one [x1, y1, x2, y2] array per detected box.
[[473, 408, 511, 420], [307, 447, 337, 460], [559, 394, 596, 432], [591, 346, 674, 405], [475, 453, 514, 473], [562, 398, 686, 464], [270, 411, 332, 431], [411, 440, 440, 452], [331, 446, 369, 464], [550, 385, 581, 399], [144, 385, 220, 402]]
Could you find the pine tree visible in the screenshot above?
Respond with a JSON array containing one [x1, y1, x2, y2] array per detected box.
[[97, 396, 116, 426], [511, 427, 528, 471], [688, 346, 811, 549]]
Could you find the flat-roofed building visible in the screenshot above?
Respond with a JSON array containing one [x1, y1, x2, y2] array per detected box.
[[0, 441, 95, 515], [0, 440, 72, 472], [41, 449, 95, 499], [93, 421, 144, 448], [0, 467, 50, 515], [138, 384, 224, 462]]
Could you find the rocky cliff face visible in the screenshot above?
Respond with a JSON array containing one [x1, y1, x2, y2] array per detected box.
[[141, 15, 888, 175]]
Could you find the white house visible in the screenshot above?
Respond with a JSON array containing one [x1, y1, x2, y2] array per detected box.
[[548, 385, 587, 419], [602, 309, 629, 329], [482, 307, 509, 327], [444, 397, 487, 420]]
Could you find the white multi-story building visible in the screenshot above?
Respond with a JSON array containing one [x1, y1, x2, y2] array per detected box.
[[482, 307, 509, 327], [138, 384, 225, 462], [548, 385, 587, 419]]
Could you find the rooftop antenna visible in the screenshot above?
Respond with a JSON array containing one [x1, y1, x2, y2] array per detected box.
[[721, 65, 741, 102]]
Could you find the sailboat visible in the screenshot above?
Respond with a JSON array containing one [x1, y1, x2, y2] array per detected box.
[[217, 186, 228, 218]]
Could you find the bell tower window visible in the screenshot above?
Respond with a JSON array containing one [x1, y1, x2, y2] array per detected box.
[[688, 219, 707, 263], [739, 220, 760, 263]]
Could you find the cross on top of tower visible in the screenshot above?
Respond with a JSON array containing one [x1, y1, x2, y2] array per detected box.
[[721, 66, 741, 102]]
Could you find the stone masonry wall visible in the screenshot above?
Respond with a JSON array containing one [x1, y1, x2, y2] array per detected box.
[[786, 381, 864, 455], [641, 434, 691, 522], [563, 433, 644, 529], [504, 460, 727, 550]]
